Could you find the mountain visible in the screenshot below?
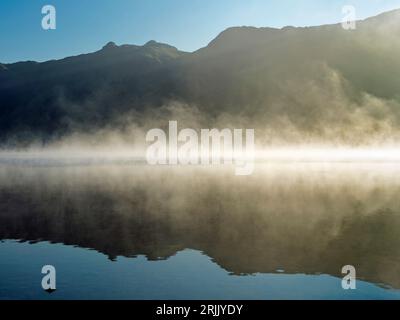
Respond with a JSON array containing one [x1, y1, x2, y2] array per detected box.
[[1, 9, 400, 146], [0, 41, 187, 144], [176, 9, 400, 135]]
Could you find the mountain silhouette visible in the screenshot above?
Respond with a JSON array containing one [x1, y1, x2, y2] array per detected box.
[[1, 9, 400, 145]]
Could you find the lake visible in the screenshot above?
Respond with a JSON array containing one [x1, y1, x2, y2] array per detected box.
[[0, 157, 400, 299]]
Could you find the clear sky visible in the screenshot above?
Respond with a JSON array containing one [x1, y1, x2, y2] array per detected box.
[[1, 0, 399, 63]]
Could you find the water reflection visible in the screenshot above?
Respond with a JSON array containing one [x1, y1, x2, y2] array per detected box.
[[0, 162, 400, 289]]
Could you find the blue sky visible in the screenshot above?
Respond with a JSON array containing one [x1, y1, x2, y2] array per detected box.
[[1, 0, 399, 63]]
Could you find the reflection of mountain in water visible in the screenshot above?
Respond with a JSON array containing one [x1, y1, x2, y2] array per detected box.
[[0, 163, 400, 288]]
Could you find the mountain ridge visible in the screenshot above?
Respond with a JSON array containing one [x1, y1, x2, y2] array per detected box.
[[3, 8, 400, 67], [1, 9, 400, 146]]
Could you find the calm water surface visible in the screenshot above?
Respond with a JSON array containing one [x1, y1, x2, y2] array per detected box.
[[0, 159, 400, 299]]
